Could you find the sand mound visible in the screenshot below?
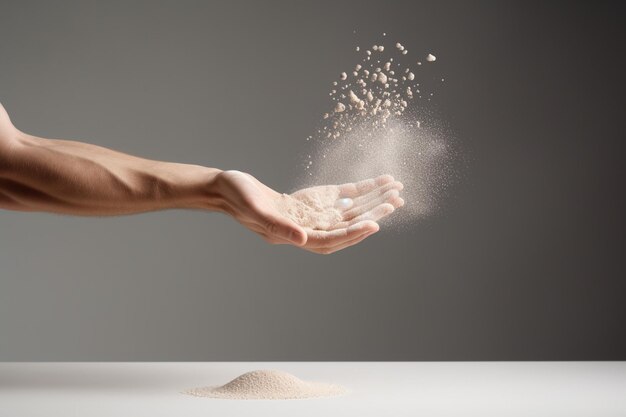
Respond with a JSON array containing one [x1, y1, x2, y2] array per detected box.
[[184, 370, 346, 400]]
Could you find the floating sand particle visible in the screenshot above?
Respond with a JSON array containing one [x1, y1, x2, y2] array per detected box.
[[185, 370, 346, 400], [335, 102, 345, 112], [407, 72, 415, 81], [348, 90, 360, 104], [426, 53, 436, 62], [378, 72, 388, 84], [356, 46, 360, 51], [340, 72, 347, 80]]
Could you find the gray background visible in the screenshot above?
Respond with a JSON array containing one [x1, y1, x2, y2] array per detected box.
[[1, 0, 624, 361]]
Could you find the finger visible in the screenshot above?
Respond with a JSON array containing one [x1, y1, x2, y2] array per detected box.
[[338, 175, 395, 198], [240, 218, 287, 242], [305, 220, 378, 248], [342, 189, 402, 221], [261, 213, 308, 246], [255, 228, 294, 245], [350, 180, 404, 208], [311, 227, 379, 254], [330, 203, 396, 230], [242, 221, 284, 244]]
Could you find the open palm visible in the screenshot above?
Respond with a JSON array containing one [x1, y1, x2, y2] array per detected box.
[[214, 170, 404, 254]]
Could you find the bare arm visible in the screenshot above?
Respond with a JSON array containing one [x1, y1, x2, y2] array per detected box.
[[0, 129, 221, 216], [0, 103, 403, 254]]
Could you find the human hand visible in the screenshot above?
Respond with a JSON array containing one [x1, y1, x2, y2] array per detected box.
[[213, 170, 404, 254]]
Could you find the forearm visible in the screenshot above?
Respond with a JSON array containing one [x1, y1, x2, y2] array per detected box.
[[0, 132, 223, 215]]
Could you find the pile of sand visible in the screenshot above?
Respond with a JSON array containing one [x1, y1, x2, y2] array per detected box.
[[184, 370, 346, 400]]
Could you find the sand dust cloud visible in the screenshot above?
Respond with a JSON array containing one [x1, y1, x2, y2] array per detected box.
[[299, 32, 455, 225]]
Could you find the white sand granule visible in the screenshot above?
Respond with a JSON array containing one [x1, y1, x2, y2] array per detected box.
[[184, 370, 347, 400]]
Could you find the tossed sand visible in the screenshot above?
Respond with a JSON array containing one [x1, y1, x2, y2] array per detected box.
[[301, 34, 454, 224], [184, 370, 347, 400]]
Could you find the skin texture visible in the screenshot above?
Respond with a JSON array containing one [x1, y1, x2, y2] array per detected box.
[[0, 103, 403, 254]]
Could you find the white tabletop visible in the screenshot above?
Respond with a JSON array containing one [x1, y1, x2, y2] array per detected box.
[[1, 362, 624, 417]]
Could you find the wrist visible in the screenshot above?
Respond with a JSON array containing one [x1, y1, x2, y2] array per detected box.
[[187, 166, 225, 212], [200, 167, 226, 211]]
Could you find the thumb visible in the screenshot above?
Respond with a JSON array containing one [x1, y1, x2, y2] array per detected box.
[[266, 216, 307, 246]]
